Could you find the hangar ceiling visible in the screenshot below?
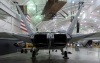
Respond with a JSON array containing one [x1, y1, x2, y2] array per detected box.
[[0, 9, 9, 19], [10, 0, 100, 34]]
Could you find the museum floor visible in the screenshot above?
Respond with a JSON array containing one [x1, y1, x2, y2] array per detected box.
[[0, 48, 100, 63]]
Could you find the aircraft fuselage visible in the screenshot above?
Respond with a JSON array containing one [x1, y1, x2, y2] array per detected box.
[[32, 32, 67, 49]]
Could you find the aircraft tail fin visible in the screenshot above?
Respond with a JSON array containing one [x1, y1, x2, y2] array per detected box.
[[66, 2, 84, 35], [14, 2, 35, 36]]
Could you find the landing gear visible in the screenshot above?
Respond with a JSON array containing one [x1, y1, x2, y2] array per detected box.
[[30, 49, 33, 53], [32, 51, 36, 58], [61, 49, 63, 55], [31, 48, 37, 59], [21, 49, 24, 53], [25, 49, 28, 53], [55, 50, 57, 52], [31, 51, 37, 60], [49, 50, 50, 55], [21, 49, 28, 53], [63, 51, 69, 59], [52, 50, 54, 52]]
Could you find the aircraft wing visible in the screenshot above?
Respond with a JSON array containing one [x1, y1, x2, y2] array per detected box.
[[83, 38, 100, 40], [0, 32, 32, 42], [70, 32, 100, 43]]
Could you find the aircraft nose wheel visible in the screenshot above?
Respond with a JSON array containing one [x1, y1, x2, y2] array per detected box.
[[25, 49, 28, 53], [63, 51, 69, 59], [30, 49, 32, 53], [21, 49, 24, 53], [32, 51, 36, 58]]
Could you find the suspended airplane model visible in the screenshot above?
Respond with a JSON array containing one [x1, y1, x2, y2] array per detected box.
[[0, 1, 100, 59], [42, 0, 66, 21]]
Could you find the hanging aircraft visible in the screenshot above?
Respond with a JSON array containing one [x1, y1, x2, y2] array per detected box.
[[42, 0, 66, 21], [0, 1, 100, 59]]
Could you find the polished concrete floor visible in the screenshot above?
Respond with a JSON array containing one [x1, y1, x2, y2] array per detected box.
[[0, 48, 100, 63]]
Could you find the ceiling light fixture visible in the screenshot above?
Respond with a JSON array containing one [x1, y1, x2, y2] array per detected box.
[[61, 27, 64, 29], [78, 17, 80, 18], [80, 28, 82, 30], [80, 12, 83, 15], [94, 20, 97, 22], [91, 1, 93, 3], [84, 21, 86, 22], [82, 13, 86, 19], [85, 26, 87, 28], [97, 10, 99, 12], [46, 30, 49, 32], [80, 24, 83, 25], [68, 10, 70, 12], [72, 1, 75, 4], [90, 16, 91, 18], [94, 19, 97, 22]]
